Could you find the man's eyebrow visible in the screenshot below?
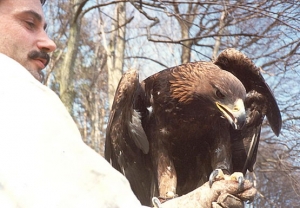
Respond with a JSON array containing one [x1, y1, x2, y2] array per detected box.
[[22, 10, 47, 29]]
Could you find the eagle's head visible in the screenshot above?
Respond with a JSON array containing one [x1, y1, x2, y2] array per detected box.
[[170, 62, 246, 130]]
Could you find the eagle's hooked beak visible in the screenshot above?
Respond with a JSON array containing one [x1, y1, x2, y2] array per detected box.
[[216, 99, 246, 130]]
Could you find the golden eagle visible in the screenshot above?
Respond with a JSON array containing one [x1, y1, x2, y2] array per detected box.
[[105, 48, 281, 206]]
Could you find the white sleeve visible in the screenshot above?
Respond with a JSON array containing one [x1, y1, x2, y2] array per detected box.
[[0, 53, 142, 208]]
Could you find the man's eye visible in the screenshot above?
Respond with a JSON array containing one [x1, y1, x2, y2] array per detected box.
[[25, 21, 35, 29]]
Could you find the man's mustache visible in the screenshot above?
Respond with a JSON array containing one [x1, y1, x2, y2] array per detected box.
[[28, 50, 50, 67]]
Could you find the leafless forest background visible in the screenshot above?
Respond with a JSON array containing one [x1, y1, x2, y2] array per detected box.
[[43, 1, 300, 207]]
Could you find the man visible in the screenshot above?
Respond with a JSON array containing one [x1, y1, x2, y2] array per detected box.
[[0, 0, 255, 207], [0, 0, 56, 82]]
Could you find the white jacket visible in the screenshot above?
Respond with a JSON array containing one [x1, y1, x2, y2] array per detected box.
[[0, 53, 143, 208]]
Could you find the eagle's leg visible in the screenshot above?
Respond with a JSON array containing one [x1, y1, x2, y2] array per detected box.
[[209, 131, 244, 190], [152, 140, 177, 201], [210, 133, 233, 177]]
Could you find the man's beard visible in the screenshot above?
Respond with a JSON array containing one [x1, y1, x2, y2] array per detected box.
[[28, 50, 50, 82]]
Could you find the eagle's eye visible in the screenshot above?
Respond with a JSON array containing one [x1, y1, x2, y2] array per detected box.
[[216, 89, 225, 99]]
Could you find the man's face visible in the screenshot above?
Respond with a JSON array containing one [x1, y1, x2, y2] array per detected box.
[[0, 0, 56, 81]]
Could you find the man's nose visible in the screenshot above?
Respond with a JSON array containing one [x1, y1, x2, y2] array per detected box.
[[37, 31, 56, 53]]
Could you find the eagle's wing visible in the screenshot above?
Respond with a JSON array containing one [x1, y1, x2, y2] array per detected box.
[[214, 48, 282, 173], [105, 69, 154, 205]]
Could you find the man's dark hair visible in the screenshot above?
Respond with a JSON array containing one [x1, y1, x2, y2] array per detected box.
[[41, 0, 46, 5]]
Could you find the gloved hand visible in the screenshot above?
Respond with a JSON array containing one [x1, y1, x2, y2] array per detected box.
[[154, 179, 256, 208]]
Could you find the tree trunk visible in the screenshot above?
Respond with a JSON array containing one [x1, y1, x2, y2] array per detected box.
[[60, 22, 78, 114], [212, 10, 227, 60], [173, 3, 198, 64], [107, 2, 126, 108], [181, 28, 193, 64], [59, 0, 87, 115]]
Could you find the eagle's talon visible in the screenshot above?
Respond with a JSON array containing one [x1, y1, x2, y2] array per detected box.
[[166, 191, 178, 198], [209, 169, 225, 187], [228, 172, 245, 191], [157, 191, 178, 203], [209, 170, 246, 190], [237, 175, 244, 191], [152, 197, 162, 208]]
